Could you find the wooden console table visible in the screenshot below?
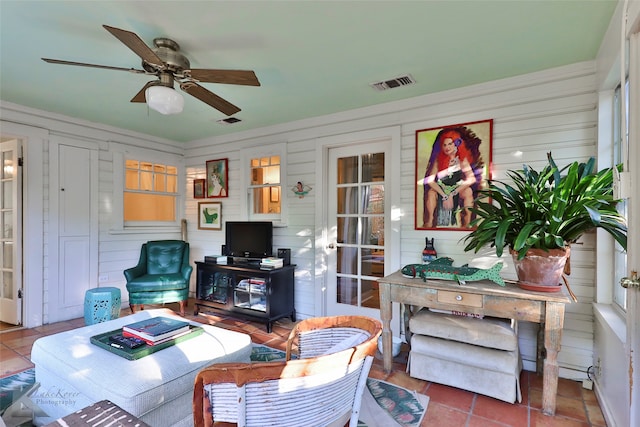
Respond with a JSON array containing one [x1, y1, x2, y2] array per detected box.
[[379, 270, 571, 415]]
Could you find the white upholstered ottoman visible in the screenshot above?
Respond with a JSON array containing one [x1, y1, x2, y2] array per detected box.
[[407, 308, 522, 403], [31, 309, 252, 426]]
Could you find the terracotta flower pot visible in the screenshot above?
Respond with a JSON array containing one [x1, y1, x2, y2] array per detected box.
[[510, 247, 570, 288]]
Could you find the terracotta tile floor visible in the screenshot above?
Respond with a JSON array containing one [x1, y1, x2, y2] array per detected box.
[[0, 300, 606, 427]]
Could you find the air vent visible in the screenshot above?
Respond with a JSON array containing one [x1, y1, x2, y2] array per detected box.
[[370, 74, 416, 91], [217, 117, 242, 125]]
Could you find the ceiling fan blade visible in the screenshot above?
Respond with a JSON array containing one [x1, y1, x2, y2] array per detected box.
[[181, 82, 241, 116], [130, 81, 159, 103], [188, 69, 260, 86], [42, 58, 147, 74], [102, 25, 163, 67]]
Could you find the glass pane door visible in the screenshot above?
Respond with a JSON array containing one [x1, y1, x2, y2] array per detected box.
[[328, 142, 387, 317], [0, 138, 22, 324]]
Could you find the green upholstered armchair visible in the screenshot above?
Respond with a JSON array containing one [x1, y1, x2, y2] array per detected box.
[[124, 240, 192, 316]]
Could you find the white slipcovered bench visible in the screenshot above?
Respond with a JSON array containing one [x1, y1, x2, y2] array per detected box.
[[32, 308, 252, 426], [407, 308, 522, 403]]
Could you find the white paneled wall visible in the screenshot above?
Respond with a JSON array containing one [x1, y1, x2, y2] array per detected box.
[[395, 63, 597, 379], [94, 138, 186, 309], [185, 135, 319, 319], [2, 59, 600, 380], [186, 61, 600, 380]]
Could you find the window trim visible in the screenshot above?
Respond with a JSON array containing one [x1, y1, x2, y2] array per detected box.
[[595, 85, 628, 317], [612, 81, 629, 312]]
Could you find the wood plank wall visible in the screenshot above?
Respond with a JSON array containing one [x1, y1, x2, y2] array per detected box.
[[185, 61, 600, 379], [2, 59, 598, 380]]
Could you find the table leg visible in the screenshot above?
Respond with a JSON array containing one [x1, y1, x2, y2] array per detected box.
[[542, 301, 565, 415], [379, 281, 393, 373], [536, 324, 544, 374], [403, 304, 413, 346]]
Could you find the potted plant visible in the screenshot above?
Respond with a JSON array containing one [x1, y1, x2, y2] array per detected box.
[[462, 152, 627, 289]]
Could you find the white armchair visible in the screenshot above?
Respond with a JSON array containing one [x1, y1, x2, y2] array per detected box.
[[193, 316, 382, 427]]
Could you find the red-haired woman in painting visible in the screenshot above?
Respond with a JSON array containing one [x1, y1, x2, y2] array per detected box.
[[422, 127, 482, 228]]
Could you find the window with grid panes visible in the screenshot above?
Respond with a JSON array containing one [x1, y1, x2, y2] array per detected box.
[[249, 155, 281, 216], [124, 160, 178, 223]]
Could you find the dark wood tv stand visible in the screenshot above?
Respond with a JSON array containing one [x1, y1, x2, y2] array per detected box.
[[194, 261, 296, 332]]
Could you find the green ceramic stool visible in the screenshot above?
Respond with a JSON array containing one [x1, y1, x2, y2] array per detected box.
[[84, 287, 121, 325]]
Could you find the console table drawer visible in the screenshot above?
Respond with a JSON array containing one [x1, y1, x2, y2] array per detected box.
[[438, 291, 483, 308]]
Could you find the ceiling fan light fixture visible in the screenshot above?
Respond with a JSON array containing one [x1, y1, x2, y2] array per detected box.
[[145, 85, 184, 115], [43, 26, 258, 115]]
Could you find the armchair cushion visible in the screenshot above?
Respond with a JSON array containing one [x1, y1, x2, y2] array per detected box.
[[409, 308, 518, 351], [407, 309, 522, 403], [125, 274, 188, 292]]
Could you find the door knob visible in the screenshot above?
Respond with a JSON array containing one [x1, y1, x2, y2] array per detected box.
[[327, 243, 335, 249], [621, 271, 639, 289]]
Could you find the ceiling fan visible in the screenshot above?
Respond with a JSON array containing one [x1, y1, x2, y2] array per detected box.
[[42, 25, 260, 116]]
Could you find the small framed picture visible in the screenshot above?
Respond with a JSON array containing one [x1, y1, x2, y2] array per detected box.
[[206, 158, 228, 198], [193, 179, 206, 199], [270, 187, 280, 202], [198, 202, 222, 230]]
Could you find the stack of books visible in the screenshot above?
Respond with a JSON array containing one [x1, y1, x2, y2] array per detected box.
[[249, 278, 266, 293], [260, 257, 284, 270], [236, 278, 266, 293], [122, 316, 191, 346]]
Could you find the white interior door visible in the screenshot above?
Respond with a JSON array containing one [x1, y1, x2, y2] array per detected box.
[[49, 139, 98, 322], [326, 140, 389, 319], [0, 138, 23, 325]]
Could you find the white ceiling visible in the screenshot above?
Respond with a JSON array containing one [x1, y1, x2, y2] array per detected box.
[[0, 1, 617, 142]]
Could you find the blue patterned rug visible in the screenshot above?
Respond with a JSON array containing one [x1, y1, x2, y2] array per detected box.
[[2, 345, 428, 427], [1, 369, 35, 412], [0, 368, 37, 426]]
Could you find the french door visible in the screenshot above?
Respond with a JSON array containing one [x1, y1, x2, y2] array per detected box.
[[326, 140, 390, 319], [0, 138, 23, 325], [625, 30, 639, 427]]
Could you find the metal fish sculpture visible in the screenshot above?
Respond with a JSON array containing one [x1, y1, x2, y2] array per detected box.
[[401, 257, 505, 286]]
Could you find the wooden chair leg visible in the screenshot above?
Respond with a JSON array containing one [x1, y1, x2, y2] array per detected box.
[[129, 304, 143, 313], [178, 300, 186, 316]]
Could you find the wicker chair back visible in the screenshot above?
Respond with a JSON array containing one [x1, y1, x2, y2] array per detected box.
[[193, 315, 382, 427]]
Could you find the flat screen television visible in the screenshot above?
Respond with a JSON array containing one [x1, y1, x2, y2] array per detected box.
[[225, 221, 273, 261]]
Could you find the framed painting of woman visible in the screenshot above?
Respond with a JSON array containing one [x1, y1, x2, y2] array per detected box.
[[415, 119, 492, 230], [206, 158, 228, 198]]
